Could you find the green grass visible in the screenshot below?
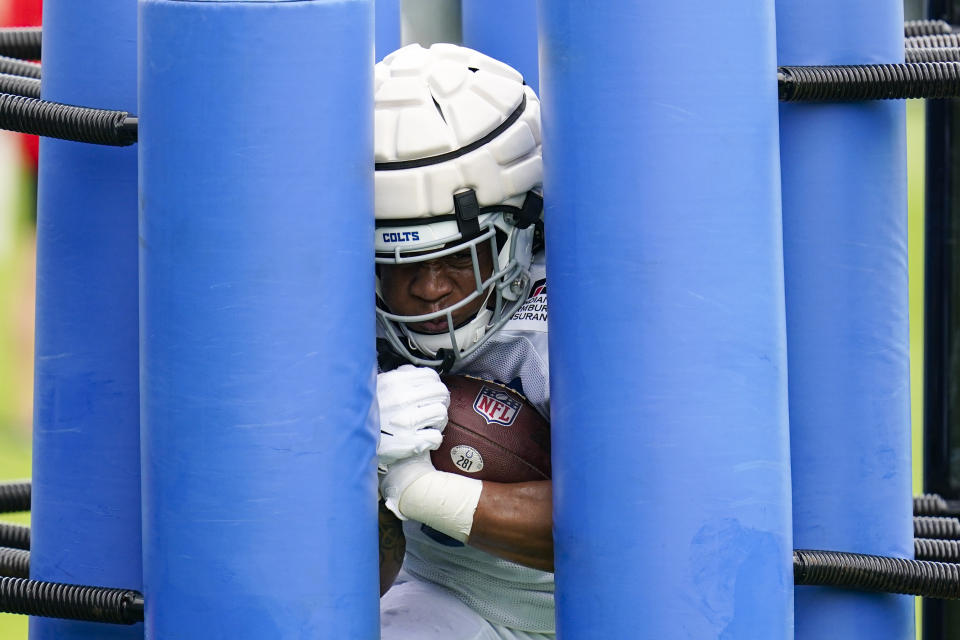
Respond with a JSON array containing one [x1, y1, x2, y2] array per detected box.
[[907, 99, 925, 640], [0, 162, 35, 640], [908, 100, 925, 500], [0, 424, 31, 639]]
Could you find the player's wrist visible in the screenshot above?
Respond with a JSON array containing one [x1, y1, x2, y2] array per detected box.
[[380, 453, 483, 543], [398, 470, 483, 543]]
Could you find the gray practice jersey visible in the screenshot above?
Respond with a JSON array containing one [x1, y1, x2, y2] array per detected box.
[[402, 253, 554, 634]]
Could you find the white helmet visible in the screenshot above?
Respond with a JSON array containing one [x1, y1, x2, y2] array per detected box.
[[375, 43, 543, 371]]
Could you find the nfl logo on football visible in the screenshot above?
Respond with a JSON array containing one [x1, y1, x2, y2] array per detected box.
[[473, 386, 522, 427]]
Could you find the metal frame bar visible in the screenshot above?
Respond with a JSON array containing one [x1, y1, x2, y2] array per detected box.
[[923, 0, 960, 637]]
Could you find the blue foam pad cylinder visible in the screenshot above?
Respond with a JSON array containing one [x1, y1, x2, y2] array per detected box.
[[139, 1, 377, 637], [539, 2, 793, 637], [376, 0, 401, 60], [462, 0, 538, 92], [776, 2, 914, 638], [31, 1, 142, 638]]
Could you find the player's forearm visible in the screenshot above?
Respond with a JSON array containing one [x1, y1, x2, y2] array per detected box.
[[467, 480, 553, 572], [379, 499, 405, 595]]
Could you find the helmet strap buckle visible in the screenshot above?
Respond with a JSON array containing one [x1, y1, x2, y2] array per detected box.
[[514, 191, 543, 229], [454, 189, 482, 240]]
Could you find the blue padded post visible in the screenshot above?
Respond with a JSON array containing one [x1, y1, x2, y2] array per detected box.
[[139, 1, 378, 638], [776, 2, 914, 639], [539, 2, 793, 637], [30, 1, 142, 638], [462, 0, 538, 92], [376, 0, 400, 60]]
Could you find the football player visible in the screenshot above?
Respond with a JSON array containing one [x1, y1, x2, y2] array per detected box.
[[373, 44, 555, 640]]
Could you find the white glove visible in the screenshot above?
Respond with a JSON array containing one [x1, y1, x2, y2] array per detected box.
[[377, 364, 450, 472], [379, 451, 483, 543]]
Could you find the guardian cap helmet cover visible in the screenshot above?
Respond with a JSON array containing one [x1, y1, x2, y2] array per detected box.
[[375, 43, 543, 369]]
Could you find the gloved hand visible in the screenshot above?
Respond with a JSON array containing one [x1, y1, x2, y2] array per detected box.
[[377, 364, 450, 472]]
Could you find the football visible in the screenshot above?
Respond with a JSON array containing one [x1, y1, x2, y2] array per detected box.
[[431, 375, 551, 482]]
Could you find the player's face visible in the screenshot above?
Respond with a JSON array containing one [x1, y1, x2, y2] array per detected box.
[[379, 241, 495, 334]]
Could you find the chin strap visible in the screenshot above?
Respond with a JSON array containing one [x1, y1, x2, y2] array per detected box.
[[470, 190, 543, 231], [435, 349, 457, 375], [377, 338, 409, 373], [377, 338, 457, 375]]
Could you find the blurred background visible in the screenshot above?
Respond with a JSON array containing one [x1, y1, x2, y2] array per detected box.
[[0, 0, 933, 637], [0, 1, 40, 638]]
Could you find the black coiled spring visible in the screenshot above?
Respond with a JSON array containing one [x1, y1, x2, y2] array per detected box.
[[914, 493, 960, 517], [0, 27, 40, 61], [778, 63, 960, 101], [915, 493, 949, 515], [908, 33, 960, 49], [0, 73, 39, 99], [794, 549, 960, 599], [0, 576, 143, 625], [0, 481, 29, 514], [0, 523, 28, 551], [0, 93, 137, 146], [0, 547, 28, 579], [916, 538, 960, 563], [906, 20, 954, 37], [916, 516, 960, 539], [907, 47, 960, 62], [0, 55, 39, 80]]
